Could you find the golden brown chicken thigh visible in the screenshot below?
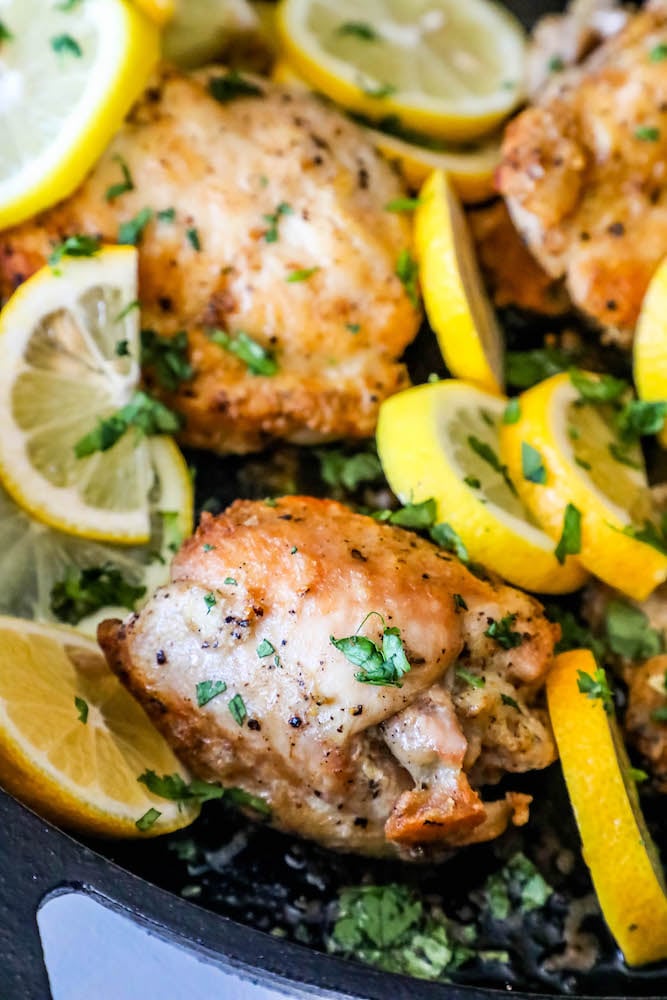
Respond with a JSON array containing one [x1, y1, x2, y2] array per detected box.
[[498, 4, 667, 333], [99, 496, 558, 859], [0, 68, 419, 453]]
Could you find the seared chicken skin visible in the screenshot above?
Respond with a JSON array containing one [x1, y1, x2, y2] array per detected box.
[[498, 4, 667, 333], [0, 69, 419, 453], [99, 497, 557, 858]]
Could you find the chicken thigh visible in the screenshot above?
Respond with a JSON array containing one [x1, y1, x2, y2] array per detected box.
[[498, 4, 667, 334], [0, 68, 419, 453], [99, 496, 558, 859]]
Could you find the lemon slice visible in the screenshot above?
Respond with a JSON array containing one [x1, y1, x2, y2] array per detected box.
[[0, 246, 173, 545], [133, 0, 175, 25], [276, 0, 525, 141], [376, 380, 588, 593], [271, 59, 500, 203], [415, 170, 504, 394], [547, 648, 667, 966], [0, 616, 198, 837], [0, 0, 159, 229], [634, 255, 667, 449], [499, 372, 667, 601], [0, 436, 193, 639]]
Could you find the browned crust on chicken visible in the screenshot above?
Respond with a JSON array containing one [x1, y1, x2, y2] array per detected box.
[[625, 655, 667, 791], [0, 68, 419, 453], [498, 5, 667, 332], [99, 496, 557, 858]]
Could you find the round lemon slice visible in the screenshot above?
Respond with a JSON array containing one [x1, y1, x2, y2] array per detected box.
[[415, 169, 504, 394], [547, 649, 667, 966], [376, 380, 588, 593], [271, 60, 500, 203], [276, 0, 525, 141], [499, 372, 667, 601], [0, 0, 159, 229], [0, 246, 172, 545], [0, 616, 199, 838], [634, 255, 667, 449], [0, 436, 193, 639]]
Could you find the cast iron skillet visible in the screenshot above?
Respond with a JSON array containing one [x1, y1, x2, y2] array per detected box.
[[4, 1, 667, 997]]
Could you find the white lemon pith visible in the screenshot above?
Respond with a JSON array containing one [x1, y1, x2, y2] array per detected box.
[[277, 0, 526, 141], [0, 0, 159, 228]]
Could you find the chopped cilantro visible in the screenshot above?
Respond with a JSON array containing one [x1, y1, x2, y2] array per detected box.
[[650, 43, 667, 62], [203, 592, 216, 614], [115, 339, 130, 357], [618, 519, 667, 555], [74, 696, 88, 724], [209, 70, 263, 103], [329, 884, 474, 980], [290, 546, 298, 554], [141, 329, 194, 391], [0, 21, 13, 41], [605, 599, 663, 660], [136, 807, 161, 832], [468, 435, 517, 496], [453, 593, 467, 610], [548, 55, 565, 72], [455, 666, 485, 689], [257, 639, 275, 658], [577, 667, 614, 713], [636, 126, 661, 142], [48, 234, 100, 268], [138, 769, 270, 816], [316, 446, 382, 493], [157, 207, 176, 222], [118, 207, 153, 246], [430, 522, 469, 563], [501, 693, 520, 710], [569, 368, 628, 404], [485, 613, 522, 649], [608, 441, 642, 468], [554, 503, 581, 564], [51, 33, 82, 57], [616, 399, 667, 440], [652, 706, 667, 723], [395, 249, 419, 307], [286, 266, 320, 282], [463, 475, 481, 489], [115, 299, 140, 323], [331, 616, 411, 688], [186, 227, 201, 251], [482, 853, 552, 919], [346, 322, 361, 334], [337, 21, 378, 40], [202, 543, 215, 552], [224, 577, 237, 585], [196, 679, 227, 707], [503, 398, 521, 424], [51, 564, 145, 624], [385, 197, 421, 213], [229, 693, 247, 726], [263, 202, 292, 243], [386, 498, 437, 530], [362, 81, 396, 98], [505, 347, 576, 389], [628, 767, 649, 783], [521, 442, 547, 484], [105, 155, 134, 202], [74, 391, 181, 458], [207, 328, 277, 376], [546, 604, 606, 662]]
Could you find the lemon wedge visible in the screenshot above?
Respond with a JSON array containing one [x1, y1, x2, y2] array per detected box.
[[0, 616, 199, 837], [0, 0, 159, 230], [0, 436, 193, 639], [276, 0, 525, 142], [415, 170, 504, 394], [133, 0, 175, 25], [547, 648, 667, 966], [271, 60, 500, 203], [0, 246, 179, 545], [499, 372, 667, 601], [377, 380, 588, 593], [634, 255, 667, 449]]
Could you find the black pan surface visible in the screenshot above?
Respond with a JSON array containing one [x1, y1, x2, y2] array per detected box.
[[5, 1, 667, 997]]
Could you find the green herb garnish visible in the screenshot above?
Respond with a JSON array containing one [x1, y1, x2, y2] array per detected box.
[[554, 503, 581, 564], [48, 234, 100, 268], [455, 666, 485, 689], [605, 599, 663, 660], [118, 207, 153, 246], [257, 639, 275, 658], [51, 33, 82, 57], [485, 613, 523, 649], [196, 680, 227, 707], [395, 249, 419, 307], [521, 442, 547, 484], [208, 328, 277, 376], [141, 329, 194, 391], [74, 391, 181, 458], [577, 667, 614, 713], [105, 155, 134, 202], [50, 565, 145, 625], [203, 592, 216, 614], [385, 197, 421, 213], [263, 202, 293, 243], [136, 807, 161, 832], [337, 21, 378, 40], [186, 227, 201, 251], [74, 696, 88, 724], [286, 266, 320, 282], [468, 435, 517, 496], [331, 614, 411, 688], [636, 126, 660, 142], [209, 70, 263, 103], [229, 693, 247, 726], [503, 399, 521, 424]]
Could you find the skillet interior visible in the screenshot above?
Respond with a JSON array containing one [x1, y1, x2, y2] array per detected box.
[[7, 0, 667, 995]]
